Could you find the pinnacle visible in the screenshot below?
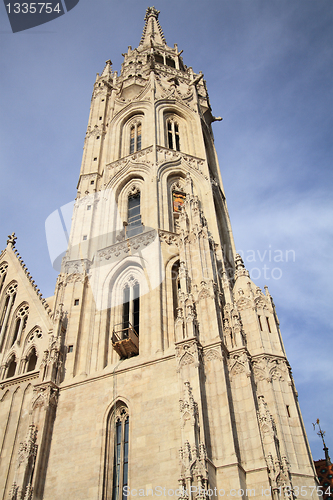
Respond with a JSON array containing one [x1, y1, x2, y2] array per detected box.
[[139, 6, 166, 47]]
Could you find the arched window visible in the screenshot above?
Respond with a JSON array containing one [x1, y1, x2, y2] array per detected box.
[[172, 190, 185, 233], [126, 192, 142, 238], [0, 282, 17, 351], [0, 262, 8, 295], [171, 260, 180, 319], [11, 304, 29, 346], [103, 403, 129, 500], [6, 356, 16, 378], [122, 280, 140, 336], [27, 348, 38, 372], [112, 275, 140, 359], [167, 119, 180, 151], [129, 122, 142, 154]]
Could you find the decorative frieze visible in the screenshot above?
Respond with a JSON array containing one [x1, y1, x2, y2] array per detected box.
[[252, 355, 288, 384], [228, 350, 251, 379], [175, 339, 203, 371]]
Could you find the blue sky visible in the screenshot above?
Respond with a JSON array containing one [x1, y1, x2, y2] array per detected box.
[[0, 0, 332, 460]]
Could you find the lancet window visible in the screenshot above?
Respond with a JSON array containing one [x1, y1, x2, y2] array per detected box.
[[26, 347, 38, 372], [6, 355, 17, 378], [171, 260, 180, 319], [0, 262, 8, 295], [129, 122, 142, 154], [122, 280, 140, 336], [126, 192, 142, 238], [167, 119, 180, 151], [103, 403, 129, 500], [11, 303, 29, 346], [0, 282, 17, 351], [172, 188, 185, 233]]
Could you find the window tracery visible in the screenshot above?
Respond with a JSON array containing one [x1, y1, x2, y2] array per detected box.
[[170, 180, 186, 233], [129, 121, 142, 154], [167, 118, 180, 151], [122, 278, 140, 336], [0, 262, 8, 294], [104, 403, 129, 500], [11, 303, 29, 346], [0, 282, 17, 351], [126, 191, 142, 238]]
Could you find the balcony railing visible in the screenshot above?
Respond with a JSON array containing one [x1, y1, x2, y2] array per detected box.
[[112, 322, 139, 358]]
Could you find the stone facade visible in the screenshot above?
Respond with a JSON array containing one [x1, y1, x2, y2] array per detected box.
[[0, 7, 319, 500]]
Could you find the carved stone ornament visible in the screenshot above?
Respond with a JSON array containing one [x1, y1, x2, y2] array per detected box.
[[257, 395, 277, 438], [252, 355, 288, 384], [16, 424, 38, 468], [98, 229, 156, 262], [158, 230, 179, 245], [178, 382, 209, 496], [228, 350, 251, 378], [7, 232, 17, 247], [203, 348, 222, 362], [31, 383, 59, 411], [179, 381, 198, 428], [8, 424, 38, 500], [176, 339, 202, 371]]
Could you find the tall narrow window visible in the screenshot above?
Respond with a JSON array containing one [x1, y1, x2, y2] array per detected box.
[[173, 191, 185, 213], [6, 357, 17, 378], [122, 286, 130, 333], [0, 263, 8, 295], [258, 315, 263, 331], [129, 122, 142, 154], [27, 348, 38, 372], [172, 260, 180, 319], [104, 404, 130, 500], [0, 282, 17, 351], [11, 304, 29, 346], [266, 316, 271, 333], [122, 281, 140, 336], [127, 193, 142, 238], [167, 120, 180, 151], [136, 123, 142, 151], [172, 191, 185, 232]]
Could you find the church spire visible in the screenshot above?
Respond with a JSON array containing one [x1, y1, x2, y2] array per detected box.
[[139, 6, 166, 47]]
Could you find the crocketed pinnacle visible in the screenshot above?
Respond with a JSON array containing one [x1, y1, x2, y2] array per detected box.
[[139, 6, 166, 47]]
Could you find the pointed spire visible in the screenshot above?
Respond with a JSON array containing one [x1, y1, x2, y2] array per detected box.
[[101, 59, 112, 78], [140, 7, 166, 47]]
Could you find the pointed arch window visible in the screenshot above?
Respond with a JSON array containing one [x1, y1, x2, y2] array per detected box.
[[11, 304, 29, 346], [104, 404, 129, 500], [172, 189, 185, 233], [112, 276, 140, 359], [0, 262, 8, 295], [0, 282, 17, 351], [27, 348, 38, 372], [167, 120, 180, 151], [126, 192, 142, 238], [130, 122, 142, 154], [6, 356, 17, 378], [171, 260, 180, 319], [122, 281, 140, 336]]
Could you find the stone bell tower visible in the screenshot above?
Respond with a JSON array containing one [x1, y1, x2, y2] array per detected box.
[[0, 7, 319, 500]]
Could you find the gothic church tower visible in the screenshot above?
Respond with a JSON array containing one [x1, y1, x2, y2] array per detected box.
[[0, 7, 319, 500]]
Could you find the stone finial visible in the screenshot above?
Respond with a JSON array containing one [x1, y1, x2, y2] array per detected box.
[[7, 232, 17, 247], [144, 6, 160, 21], [235, 253, 245, 270]]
